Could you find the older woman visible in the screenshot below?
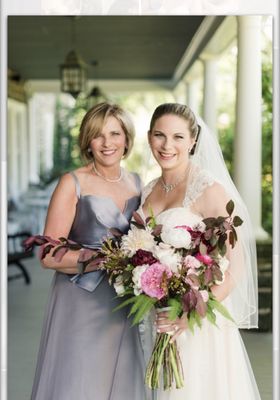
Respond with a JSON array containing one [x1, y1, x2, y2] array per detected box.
[[31, 103, 150, 400]]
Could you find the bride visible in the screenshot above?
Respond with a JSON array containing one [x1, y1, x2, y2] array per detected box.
[[139, 103, 261, 399]]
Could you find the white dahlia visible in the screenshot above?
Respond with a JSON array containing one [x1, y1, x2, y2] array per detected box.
[[120, 225, 155, 257]]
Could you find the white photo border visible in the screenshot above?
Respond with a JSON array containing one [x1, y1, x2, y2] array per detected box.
[[0, 1, 278, 400]]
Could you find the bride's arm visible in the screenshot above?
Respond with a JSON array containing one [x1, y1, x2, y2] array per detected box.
[[40, 174, 98, 274]]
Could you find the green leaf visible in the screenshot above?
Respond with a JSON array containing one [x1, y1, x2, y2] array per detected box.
[[206, 307, 217, 327], [232, 227, 238, 241], [233, 216, 243, 227], [229, 231, 235, 248], [193, 311, 202, 329], [167, 298, 183, 320], [187, 311, 196, 334], [204, 229, 213, 241], [202, 217, 216, 228], [216, 216, 226, 226], [131, 296, 157, 325], [130, 221, 145, 230], [208, 299, 235, 323], [226, 200, 234, 216], [112, 296, 138, 312], [128, 295, 147, 317], [132, 211, 145, 226], [147, 205, 157, 228], [217, 233, 227, 252]]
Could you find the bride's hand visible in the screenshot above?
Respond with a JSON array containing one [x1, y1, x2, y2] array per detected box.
[[155, 311, 188, 343]]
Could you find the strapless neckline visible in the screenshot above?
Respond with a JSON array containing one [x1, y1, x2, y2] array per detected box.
[[138, 206, 203, 228]]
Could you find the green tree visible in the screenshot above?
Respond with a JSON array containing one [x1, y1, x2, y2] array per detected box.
[[261, 52, 273, 235]]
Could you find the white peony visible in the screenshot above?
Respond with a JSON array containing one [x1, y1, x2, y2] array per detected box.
[[152, 242, 182, 273], [121, 225, 155, 257], [161, 226, 192, 249], [113, 275, 126, 296], [132, 264, 149, 295]]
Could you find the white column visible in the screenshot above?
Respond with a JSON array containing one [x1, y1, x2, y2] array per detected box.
[[41, 95, 56, 173], [43, 112, 55, 171], [28, 95, 40, 184], [234, 16, 268, 240], [202, 57, 217, 135], [186, 79, 200, 114], [8, 103, 19, 200], [18, 103, 29, 193]]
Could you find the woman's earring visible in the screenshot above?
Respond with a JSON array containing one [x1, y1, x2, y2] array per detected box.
[[87, 148, 92, 153]]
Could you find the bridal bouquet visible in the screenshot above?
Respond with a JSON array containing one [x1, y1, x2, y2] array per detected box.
[[24, 200, 242, 390]]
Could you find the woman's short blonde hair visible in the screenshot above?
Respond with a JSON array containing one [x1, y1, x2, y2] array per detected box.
[[79, 102, 135, 163]]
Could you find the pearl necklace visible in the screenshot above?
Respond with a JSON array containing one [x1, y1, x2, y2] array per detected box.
[[92, 162, 123, 183]]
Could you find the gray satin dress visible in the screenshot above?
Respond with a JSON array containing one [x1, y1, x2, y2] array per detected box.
[[31, 172, 150, 400]]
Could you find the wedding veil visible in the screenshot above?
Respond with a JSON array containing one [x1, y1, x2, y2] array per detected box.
[[191, 114, 258, 329]]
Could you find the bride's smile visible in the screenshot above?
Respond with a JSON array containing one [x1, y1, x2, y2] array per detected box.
[[148, 114, 195, 178]]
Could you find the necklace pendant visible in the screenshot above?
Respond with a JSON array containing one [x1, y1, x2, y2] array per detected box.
[[163, 183, 173, 193]]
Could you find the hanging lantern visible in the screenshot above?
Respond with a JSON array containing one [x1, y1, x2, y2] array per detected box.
[[60, 17, 87, 98], [87, 85, 107, 108], [87, 60, 107, 107], [60, 50, 87, 98]]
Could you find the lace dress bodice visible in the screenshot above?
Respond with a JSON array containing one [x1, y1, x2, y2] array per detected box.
[[139, 166, 215, 224]]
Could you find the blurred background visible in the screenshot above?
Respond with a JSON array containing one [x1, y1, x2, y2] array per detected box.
[[7, 15, 272, 399]]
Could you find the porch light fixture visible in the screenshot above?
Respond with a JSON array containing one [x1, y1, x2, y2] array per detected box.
[[87, 61, 107, 107], [60, 17, 87, 98]]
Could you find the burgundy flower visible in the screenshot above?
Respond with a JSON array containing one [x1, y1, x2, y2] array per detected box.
[[131, 249, 157, 266]]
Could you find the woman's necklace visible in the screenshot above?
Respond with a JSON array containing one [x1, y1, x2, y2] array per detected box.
[[92, 162, 123, 183], [160, 165, 190, 194]]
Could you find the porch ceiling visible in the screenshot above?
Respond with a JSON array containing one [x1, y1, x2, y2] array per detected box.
[[8, 16, 224, 84]]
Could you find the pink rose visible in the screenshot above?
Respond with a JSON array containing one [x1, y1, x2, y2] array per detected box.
[[140, 262, 172, 300]]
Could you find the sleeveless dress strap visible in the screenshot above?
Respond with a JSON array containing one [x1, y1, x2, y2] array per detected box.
[[68, 171, 81, 199]]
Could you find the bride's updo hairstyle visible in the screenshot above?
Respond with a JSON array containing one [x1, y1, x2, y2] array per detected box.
[[149, 103, 200, 155]]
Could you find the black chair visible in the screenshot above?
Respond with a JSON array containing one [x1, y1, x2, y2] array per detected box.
[[8, 231, 33, 284]]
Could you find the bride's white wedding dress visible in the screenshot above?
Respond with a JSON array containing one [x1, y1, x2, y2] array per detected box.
[[138, 168, 261, 400]]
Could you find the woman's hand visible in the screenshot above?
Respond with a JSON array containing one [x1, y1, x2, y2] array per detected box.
[[155, 311, 188, 343]]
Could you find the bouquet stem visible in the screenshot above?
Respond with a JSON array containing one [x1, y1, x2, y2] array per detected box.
[[145, 332, 184, 390]]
